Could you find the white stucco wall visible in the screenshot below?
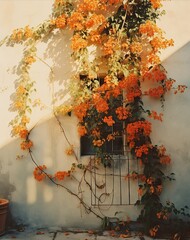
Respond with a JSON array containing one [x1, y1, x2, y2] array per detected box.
[[0, 0, 190, 229]]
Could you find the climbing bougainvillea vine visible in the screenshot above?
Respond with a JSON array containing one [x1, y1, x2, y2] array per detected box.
[[1, 0, 187, 237]]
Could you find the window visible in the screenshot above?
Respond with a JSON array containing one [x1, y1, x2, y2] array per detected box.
[[80, 75, 125, 156], [81, 122, 124, 156]]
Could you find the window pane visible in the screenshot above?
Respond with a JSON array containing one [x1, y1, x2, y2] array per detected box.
[[113, 137, 123, 154], [81, 136, 95, 155]]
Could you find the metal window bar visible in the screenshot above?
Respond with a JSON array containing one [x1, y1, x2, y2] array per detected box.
[[90, 148, 140, 206]]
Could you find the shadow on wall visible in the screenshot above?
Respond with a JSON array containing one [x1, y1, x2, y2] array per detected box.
[[163, 41, 190, 84], [161, 41, 190, 208], [145, 41, 190, 208], [0, 114, 140, 229], [0, 169, 15, 200], [0, 114, 91, 228], [43, 29, 76, 105]]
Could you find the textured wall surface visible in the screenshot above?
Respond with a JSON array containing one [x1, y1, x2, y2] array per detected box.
[[0, 0, 190, 228]]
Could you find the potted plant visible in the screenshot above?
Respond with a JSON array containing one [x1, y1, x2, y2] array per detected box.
[[0, 199, 9, 235]]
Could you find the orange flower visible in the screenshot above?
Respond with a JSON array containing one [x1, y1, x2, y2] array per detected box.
[[14, 101, 25, 110], [24, 56, 36, 65], [108, 0, 122, 4], [143, 66, 166, 82], [78, 0, 100, 12], [149, 0, 162, 9], [71, 34, 87, 51], [78, 125, 87, 136], [102, 37, 117, 55], [54, 171, 69, 181], [89, 30, 101, 44], [157, 211, 169, 220], [11, 29, 23, 42], [107, 134, 115, 141], [55, 14, 66, 29], [20, 140, 33, 150], [54, 0, 65, 7], [146, 86, 164, 98], [156, 212, 162, 219], [21, 115, 30, 124], [147, 177, 154, 185], [115, 107, 129, 120], [135, 145, 149, 157], [139, 20, 161, 37], [103, 116, 115, 126], [158, 145, 166, 155], [174, 85, 187, 94], [148, 110, 163, 122], [33, 165, 47, 182], [165, 79, 176, 91], [92, 139, 105, 147], [16, 85, 26, 95], [130, 42, 143, 54], [73, 102, 89, 121], [65, 146, 74, 155], [160, 155, 171, 165], [67, 12, 84, 30], [19, 129, 29, 139], [148, 52, 161, 65], [121, 42, 129, 51], [119, 73, 142, 102], [12, 125, 24, 137], [150, 186, 155, 193], [85, 14, 105, 28], [129, 141, 135, 149], [149, 225, 160, 237], [126, 120, 152, 142], [151, 37, 174, 51], [24, 25, 33, 39], [93, 94, 109, 113], [126, 89, 142, 102]]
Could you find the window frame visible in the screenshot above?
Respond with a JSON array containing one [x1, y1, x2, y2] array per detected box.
[[80, 74, 126, 157]]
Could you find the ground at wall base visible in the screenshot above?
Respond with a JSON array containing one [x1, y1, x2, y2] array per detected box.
[[1, 227, 190, 240]]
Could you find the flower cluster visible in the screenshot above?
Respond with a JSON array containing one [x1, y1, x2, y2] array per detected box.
[[150, 0, 162, 9], [146, 86, 164, 98], [135, 144, 149, 157], [103, 116, 115, 126], [115, 107, 130, 120], [78, 125, 87, 136], [126, 120, 152, 143], [73, 102, 89, 121], [20, 140, 33, 150], [54, 171, 70, 181], [71, 34, 88, 51], [10, 26, 34, 43], [33, 165, 47, 182], [139, 20, 161, 37], [92, 94, 109, 113], [148, 110, 163, 122], [55, 14, 67, 29]]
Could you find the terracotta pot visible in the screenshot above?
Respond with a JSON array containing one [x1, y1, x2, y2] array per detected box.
[[0, 199, 9, 236]]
